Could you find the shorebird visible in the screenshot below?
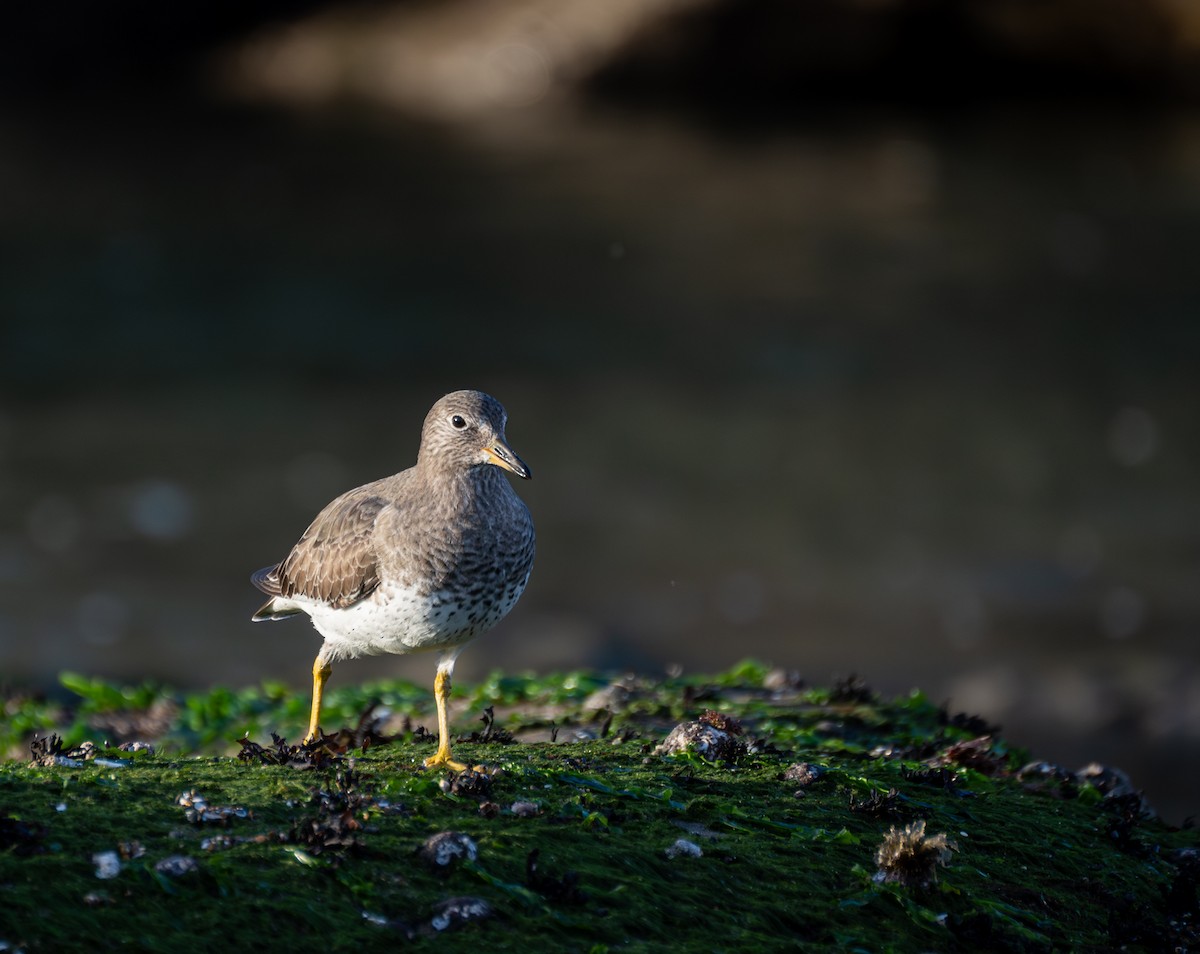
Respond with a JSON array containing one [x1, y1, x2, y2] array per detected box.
[[250, 389, 535, 770]]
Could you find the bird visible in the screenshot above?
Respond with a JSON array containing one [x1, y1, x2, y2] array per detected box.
[[250, 389, 535, 771]]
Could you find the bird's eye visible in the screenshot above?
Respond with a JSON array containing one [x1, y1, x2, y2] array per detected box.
[[451, 415, 467, 429]]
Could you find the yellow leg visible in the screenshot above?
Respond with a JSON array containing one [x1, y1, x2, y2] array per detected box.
[[423, 668, 466, 771], [305, 656, 331, 743]]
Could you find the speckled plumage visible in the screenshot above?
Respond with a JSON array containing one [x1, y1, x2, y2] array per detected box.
[[250, 390, 535, 766]]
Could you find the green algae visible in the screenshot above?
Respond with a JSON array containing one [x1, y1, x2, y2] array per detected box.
[[1, 664, 1197, 952]]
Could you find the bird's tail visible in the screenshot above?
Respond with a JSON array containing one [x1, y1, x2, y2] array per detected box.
[[250, 564, 282, 596], [249, 564, 304, 621], [251, 598, 304, 622]]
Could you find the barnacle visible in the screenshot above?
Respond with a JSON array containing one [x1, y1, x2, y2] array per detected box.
[[874, 820, 956, 890]]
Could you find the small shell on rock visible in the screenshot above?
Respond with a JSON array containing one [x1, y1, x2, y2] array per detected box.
[[478, 801, 500, 819], [869, 744, 905, 759], [117, 841, 145, 860], [41, 756, 84, 768], [1016, 761, 1077, 797], [176, 790, 249, 825], [92, 851, 121, 880], [155, 855, 199, 877], [177, 790, 205, 809], [418, 832, 479, 871], [1075, 762, 1157, 817], [783, 762, 826, 787], [654, 721, 746, 762], [441, 769, 493, 799], [665, 838, 703, 860], [430, 896, 493, 931], [1017, 761, 1074, 782], [1075, 762, 1134, 797]]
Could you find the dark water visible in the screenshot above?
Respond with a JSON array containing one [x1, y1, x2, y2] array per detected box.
[[1, 97, 1198, 822]]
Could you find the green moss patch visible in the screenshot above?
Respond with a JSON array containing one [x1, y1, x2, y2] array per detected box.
[[1, 664, 1197, 951]]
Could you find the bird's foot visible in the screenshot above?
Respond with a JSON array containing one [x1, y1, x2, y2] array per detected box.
[[423, 750, 468, 772]]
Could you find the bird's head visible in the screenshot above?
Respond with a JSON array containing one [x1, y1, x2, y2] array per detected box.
[[419, 389, 531, 479]]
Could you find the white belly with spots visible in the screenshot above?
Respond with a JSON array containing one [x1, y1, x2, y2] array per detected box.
[[273, 575, 528, 662]]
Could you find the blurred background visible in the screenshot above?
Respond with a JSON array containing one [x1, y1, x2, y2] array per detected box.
[[1, 0, 1198, 821]]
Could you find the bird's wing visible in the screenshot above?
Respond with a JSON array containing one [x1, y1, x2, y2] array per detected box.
[[269, 489, 389, 609]]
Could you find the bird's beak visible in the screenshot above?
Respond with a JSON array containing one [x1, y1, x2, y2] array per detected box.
[[484, 439, 532, 479]]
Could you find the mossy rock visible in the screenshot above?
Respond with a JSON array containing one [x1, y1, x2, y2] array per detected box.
[[1, 664, 1196, 951]]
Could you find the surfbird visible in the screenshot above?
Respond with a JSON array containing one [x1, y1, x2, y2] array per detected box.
[[250, 390, 535, 770]]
